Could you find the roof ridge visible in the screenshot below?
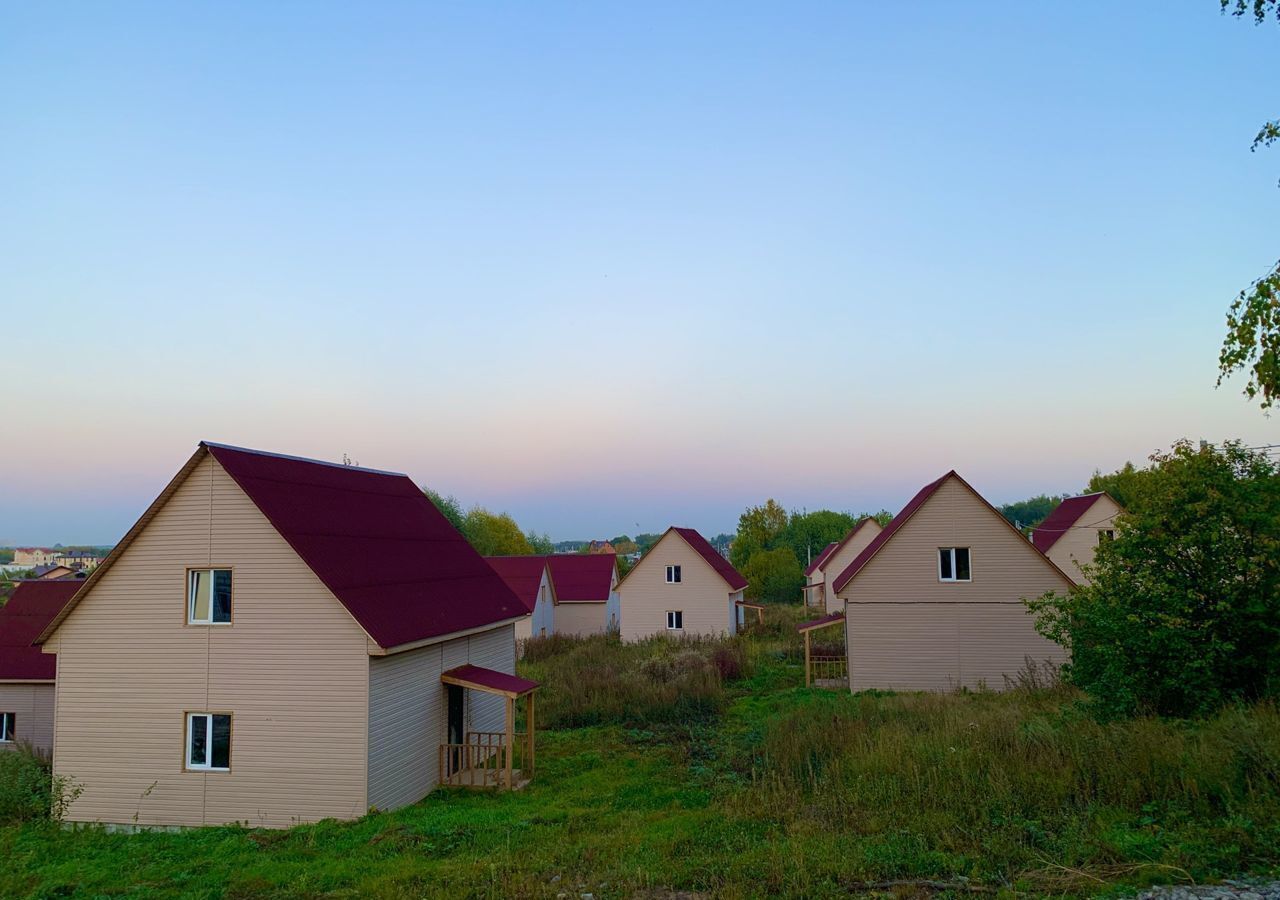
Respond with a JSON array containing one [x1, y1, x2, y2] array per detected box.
[[200, 441, 407, 478]]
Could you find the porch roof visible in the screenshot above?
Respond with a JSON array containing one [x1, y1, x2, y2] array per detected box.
[[796, 612, 844, 633], [735, 600, 766, 610], [442, 664, 540, 698]]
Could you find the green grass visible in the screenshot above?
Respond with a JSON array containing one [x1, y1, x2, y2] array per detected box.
[[2, 603, 1279, 898]]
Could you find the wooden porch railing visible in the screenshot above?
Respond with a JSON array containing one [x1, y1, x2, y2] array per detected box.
[[809, 655, 847, 685], [438, 730, 533, 789]]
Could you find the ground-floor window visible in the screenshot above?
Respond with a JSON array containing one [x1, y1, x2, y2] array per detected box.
[[0, 712, 14, 742], [186, 713, 232, 770], [666, 610, 683, 630]]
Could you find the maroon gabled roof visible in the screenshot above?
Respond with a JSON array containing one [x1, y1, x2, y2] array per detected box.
[[484, 556, 550, 613], [205, 443, 526, 649], [442, 664, 539, 696], [804, 542, 839, 576], [672, 527, 748, 591], [831, 472, 954, 593], [0, 581, 80, 681], [546, 554, 616, 603], [813, 518, 880, 578], [1031, 493, 1109, 553], [796, 611, 844, 633]]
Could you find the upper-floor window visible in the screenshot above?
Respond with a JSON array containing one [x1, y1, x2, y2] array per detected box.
[[0, 712, 14, 742], [1099, 530, 1116, 543], [186, 712, 231, 771], [666, 610, 683, 630], [188, 569, 232, 625], [938, 548, 971, 582], [665, 565, 682, 584]]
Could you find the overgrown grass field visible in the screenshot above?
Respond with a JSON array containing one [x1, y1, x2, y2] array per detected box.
[[3, 603, 1278, 898]]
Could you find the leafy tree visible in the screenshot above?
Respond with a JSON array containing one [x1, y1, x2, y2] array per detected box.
[[459, 507, 535, 556], [999, 495, 1065, 533], [609, 535, 632, 546], [778, 510, 858, 568], [1084, 462, 1151, 511], [729, 499, 788, 570], [635, 533, 663, 554], [525, 530, 554, 555], [741, 547, 804, 604], [1027, 440, 1280, 718], [1216, 1, 1280, 408], [422, 488, 465, 531], [863, 509, 894, 527]]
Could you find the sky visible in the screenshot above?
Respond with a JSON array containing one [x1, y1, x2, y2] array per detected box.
[[1, 1, 1277, 545]]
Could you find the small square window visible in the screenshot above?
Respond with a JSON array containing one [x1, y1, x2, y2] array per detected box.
[[188, 569, 232, 625], [186, 713, 231, 770], [0, 712, 14, 742], [1099, 530, 1115, 543], [665, 565, 682, 584], [666, 610, 683, 630], [939, 548, 971, 582]]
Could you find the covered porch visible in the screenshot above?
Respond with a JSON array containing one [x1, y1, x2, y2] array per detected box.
[[735, 599, 765, 632], [438, 664, 540, 791], [801, 581, 827, 610], [796, 612, 847, 689]]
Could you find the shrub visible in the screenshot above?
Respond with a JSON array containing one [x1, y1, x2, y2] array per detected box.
[[0, 744, 80, 824], [1029, 440, 1280, 718]]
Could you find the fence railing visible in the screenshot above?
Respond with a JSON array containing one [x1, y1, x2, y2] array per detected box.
[[809, 655, 848, 684], [438, 730, 532, 789]]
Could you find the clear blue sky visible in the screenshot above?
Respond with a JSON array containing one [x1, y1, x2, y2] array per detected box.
[[1, 1, 1276, 545]]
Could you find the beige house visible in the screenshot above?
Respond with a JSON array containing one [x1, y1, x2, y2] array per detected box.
[[1031, 492, 1124, 585], [54, 551, 104, 571], [616, 527, 747, 641], [802, 518, 883, 612], [0, 581, 80, 756], [831, 471, 1073, 693], [36, 442, 537, 829], [13, 548, 58, 567], [546, 554, 620, 636]]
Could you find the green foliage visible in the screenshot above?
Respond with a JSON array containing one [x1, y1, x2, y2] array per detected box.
[[459, 507, 534, 556], [1221, 0, 1279, 24], [999, 494, 1064, 532], [1029, 440, 1280, 718], [1220, 259, 1280, 409], [740, 547, 804, 603], [777, 509, 857, 567], [0, 745, 81, 825], [518, 633, 748, 728], [421, 488, 464, 531], [634, 532, 663, 553], [728, 500, 788, 570], [524, 530, 554, 555], [1086, 460, 1151, 510]]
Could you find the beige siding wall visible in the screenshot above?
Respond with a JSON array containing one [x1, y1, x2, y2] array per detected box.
[[555, 602, 604, 637], [0, 683, 55, 757], [1046, 495, 1122, 585], [817, 522, 882, 612], [514, 614, 533, 643], [619, 533, 731, 641], [837, 478, 1071, 693], [804, 573, 825, 609], [49, 454, 372, 828], [366, 623, 515, 812]]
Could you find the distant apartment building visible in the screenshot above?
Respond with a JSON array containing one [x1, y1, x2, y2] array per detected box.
[[13, 548, 58, 567], [53, 551, 104, 571]]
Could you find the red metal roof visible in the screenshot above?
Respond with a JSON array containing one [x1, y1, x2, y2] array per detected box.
[[804, 542, 839, 576], [1031, 493, 1109, 553], [545, 554, 616, 603], [442, 664, 539, 696], [672, 527, 748, 591], [831, 472, 954, 593], [812, 518, 880, 578], [206, 443, 526, 650], [484, 556, 549, 613], [796, 611, 844, 633], [0, 581, 80, 681]]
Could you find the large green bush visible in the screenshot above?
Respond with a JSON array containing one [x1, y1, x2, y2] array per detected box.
[[1030, 440, 1280, 718], [0, 745, 80, 825]]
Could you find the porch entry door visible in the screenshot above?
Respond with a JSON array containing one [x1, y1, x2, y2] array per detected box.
[[448, 684, 465, 771]]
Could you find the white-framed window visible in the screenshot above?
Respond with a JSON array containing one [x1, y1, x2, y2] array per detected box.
[[665, 565, 682, 584], [666, 610, 683, 630], [0, 712, 14, 742], [1099, 530, 1116, 543], [938, 547, 971, 582], [186, 713, 232, 771], [188, 569, 232, 625]]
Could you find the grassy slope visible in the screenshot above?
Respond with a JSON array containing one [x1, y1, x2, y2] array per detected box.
[[2, 606, 1278, 898]]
